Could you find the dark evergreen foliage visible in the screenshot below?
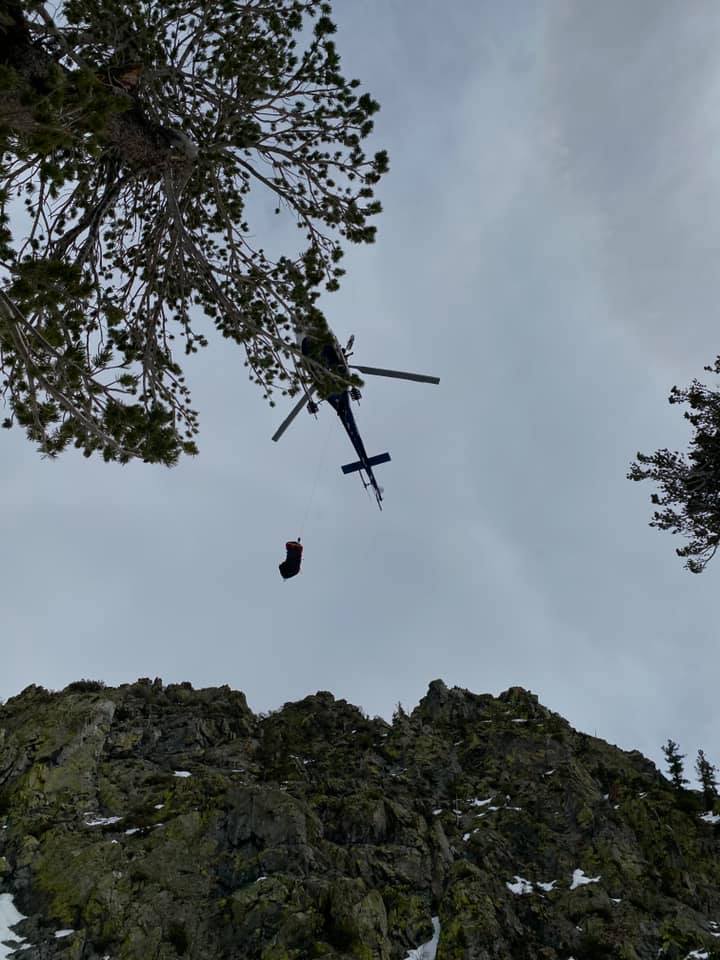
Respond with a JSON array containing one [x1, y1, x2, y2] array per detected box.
[[695, 748, 718, 811], [0, 0, 388, 464], [629, 362, 720, 572], [662, 739, 688, 790]]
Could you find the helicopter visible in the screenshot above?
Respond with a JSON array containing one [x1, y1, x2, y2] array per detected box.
[[272, 327, 440, 508]]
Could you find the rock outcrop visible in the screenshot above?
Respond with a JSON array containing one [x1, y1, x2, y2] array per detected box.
[[0, 678, 719, 959]]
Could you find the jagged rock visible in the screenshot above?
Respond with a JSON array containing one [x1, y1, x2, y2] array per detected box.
[[0, 680, 719, 959]]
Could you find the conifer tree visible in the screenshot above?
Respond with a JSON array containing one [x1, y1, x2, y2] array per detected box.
[[629, 363, 720, 572], [662, 739, 688, 790], [695, 749, 718, 811], [0, 0, 388, 464]]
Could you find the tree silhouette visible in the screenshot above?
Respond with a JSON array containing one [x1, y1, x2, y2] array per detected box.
[[629, 362, 720, 572], [695, 749, 718, 812], [0, 0, 388, 464], [662, 739, 688, 790]]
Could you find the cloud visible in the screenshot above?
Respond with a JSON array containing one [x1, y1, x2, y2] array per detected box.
[[543, 0, 720, 373]]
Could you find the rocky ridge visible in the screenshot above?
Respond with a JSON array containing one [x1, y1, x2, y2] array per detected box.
[[0, 678, 719, 959]]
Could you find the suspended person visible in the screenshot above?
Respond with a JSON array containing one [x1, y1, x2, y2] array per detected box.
[[279, 539, 303, 580]]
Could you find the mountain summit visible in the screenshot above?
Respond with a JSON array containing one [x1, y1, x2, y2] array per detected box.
[[0, 679, 718, 959]]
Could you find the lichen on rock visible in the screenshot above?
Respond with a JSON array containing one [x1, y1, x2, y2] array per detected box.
[[0, 680, 719, 959]]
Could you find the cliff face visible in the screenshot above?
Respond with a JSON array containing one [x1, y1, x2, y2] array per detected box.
[[0, 678, 719, 960]]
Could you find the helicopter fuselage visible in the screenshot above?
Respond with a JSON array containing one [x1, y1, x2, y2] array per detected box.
[[298, 330, 385, 507]]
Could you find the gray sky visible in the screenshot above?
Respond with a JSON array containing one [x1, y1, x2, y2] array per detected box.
[[3, 0, 720, 776]]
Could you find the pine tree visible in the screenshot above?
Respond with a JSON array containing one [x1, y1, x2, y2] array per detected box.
[[629, 363, 720, 572], [662, 739, 689, 789], [695, 749, 718, 811], [0, 0, 388, 464]]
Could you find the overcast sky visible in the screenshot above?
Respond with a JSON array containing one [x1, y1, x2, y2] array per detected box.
[[3, 0, 720, 777]]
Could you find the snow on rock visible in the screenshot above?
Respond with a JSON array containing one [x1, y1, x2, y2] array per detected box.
[[404, 916, 440, 959], [506, 876, 534, 895], [686, 951, 709, 959], [570, 869, 601, 890], [0, 893, 27, 958], [173, 770, 192, 778]]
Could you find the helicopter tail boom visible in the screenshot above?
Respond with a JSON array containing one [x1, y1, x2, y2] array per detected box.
[[341, 452, 391, 475]]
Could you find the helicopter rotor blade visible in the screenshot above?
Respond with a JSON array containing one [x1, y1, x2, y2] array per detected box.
[[349, 364, 440, 385], [272, 389, 314, 442]]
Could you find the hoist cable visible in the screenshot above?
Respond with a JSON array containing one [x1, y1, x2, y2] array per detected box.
[[297, 411, 333, 539]]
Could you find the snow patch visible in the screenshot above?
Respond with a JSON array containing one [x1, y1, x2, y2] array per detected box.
[[432, 809, 443, 815], [84, 815, 122, 827], [467, 798, 492, 808], [0, 894, 27, 958], [536, 881, 556, 892], [699, 812, 720, 824], [54, 929, 75, 938], [570, 869, 601, 890], [173, 770, 192, 778], [686, 951, 709, 959], [404, 916, 440, 959], [506, 876, 533, 895], [154, 804, 164, 810]]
